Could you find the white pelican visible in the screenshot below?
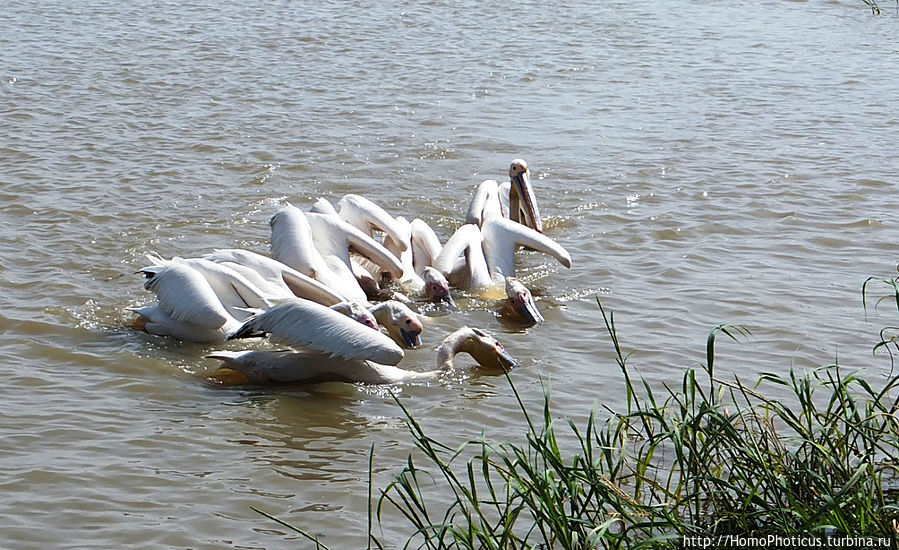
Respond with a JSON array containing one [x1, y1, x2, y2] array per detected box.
[[204, 248, 345, 306], [145, 255, 277, 316], [369, 300, 423, 348], [335, 194, 410, 251], [465, 159, 543, 233], [206, 327, 517, 385], [129, 260, 245, 342], [270, 204, 403, 302], [502, 276, 544, 325], [228, 297, 404, 364], [381, 217, 455, 307], [409, 218, 444, 276], [130, 261, 376, 343], [434, 218, 570, 290]]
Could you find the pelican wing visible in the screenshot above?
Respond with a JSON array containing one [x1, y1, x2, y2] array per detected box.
[[178, 257, 274, 309], [481, 218, 572, 280], [434, 224, 491, 288], [217, 261, 290, 298], [433, 224, 480, 275], [410, 218, 443, 274], [310, 197, 339, 215], [229, 298, 405, 365], [497, 181, 511, 219], [270, 204, 319, 276], [206, 248, 346, 306], [206, 249, 287, 281], [139, 262, 231, 329], [309, 213, 404, 278], [339, 194, 410, 250], [280, 270, 346, 306], [465, 180, 503, 226]]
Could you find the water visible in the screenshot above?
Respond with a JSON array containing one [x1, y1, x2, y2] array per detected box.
[[2, 0, 898, 547]]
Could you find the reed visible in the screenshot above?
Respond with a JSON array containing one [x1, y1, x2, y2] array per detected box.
[[371, 296, 899, 548], [861, 0, 899, 15]]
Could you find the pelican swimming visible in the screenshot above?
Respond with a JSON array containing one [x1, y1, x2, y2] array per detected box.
[[144, 255, 278, 316], [269, 204, 403, 302], [129, 260, 376, 343], [380, 216, 455, 307], [228, 297, 404, 364], [502, 276, 544, 325], [434, 217, 571, 290], [369, 300, 423, 348], [206, 327, 516, 385], [129, 260, 247, 342], [466, 159, 543, 233]]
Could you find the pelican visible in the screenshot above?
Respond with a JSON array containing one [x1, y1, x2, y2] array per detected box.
[[129, 260, 245, 342], [466, 159, 543, 232], [434, 218, 571, 290], [410, 218, 444, 275], [130, 261, 376, 343], [204, 248, 345, 306], [335, 194, 410, 251], [502, 277, 544, 325], [270, 204, 403, 302], [145, 255, 277, 316], [381, 217, 455, 307], [369, 300, 423, 348], [228, 297, 404, 364], [206, 327, 517, 385]]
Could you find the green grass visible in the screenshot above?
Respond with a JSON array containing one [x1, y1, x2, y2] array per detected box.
[[254, 275, 899, 548], [861, 0, 899, 15], [370, 296, 899, 549]]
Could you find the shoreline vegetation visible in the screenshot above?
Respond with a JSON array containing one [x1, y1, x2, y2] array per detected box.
[[863, 0, 899, 15], [257, 275, 899, 548]]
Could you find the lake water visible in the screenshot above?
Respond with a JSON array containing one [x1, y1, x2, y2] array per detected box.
[[2, 0, 898, 547]]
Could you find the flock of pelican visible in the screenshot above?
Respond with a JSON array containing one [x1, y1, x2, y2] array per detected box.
[[128, 160, 571, 385]]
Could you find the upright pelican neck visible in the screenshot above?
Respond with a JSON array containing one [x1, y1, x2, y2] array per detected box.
[[435, 329, 474, 371]]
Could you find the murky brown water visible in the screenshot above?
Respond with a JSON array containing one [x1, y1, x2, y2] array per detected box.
[[2, 0, 898, 547]]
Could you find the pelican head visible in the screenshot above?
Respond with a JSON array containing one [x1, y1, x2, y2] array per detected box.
[[370, 301, 423, 348], [331, 300, 379, 330], [505, 277, 544, 325], [438, 327, 518, 372], [421, 266, 457, 310], [509, 158, 543, 233]]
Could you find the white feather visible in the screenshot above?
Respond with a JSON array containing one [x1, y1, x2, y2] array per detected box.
[[205, 248, 345, 306], [338, 193, 410, 251], [232, 298, 404, 365], [481, 217, 571, 282], [140, 261, 232, 329]]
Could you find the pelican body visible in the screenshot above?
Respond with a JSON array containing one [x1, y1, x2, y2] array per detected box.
[[207, 327, 516, 385], [434, 218, 571, 290], [270, 203, 403, 303]]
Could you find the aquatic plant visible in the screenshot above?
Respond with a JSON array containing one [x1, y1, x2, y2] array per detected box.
[[863, 270, 899, 373], [253, 284, 899, 548], [370, 297, 899, 548], [861, 0, 899, 15]]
